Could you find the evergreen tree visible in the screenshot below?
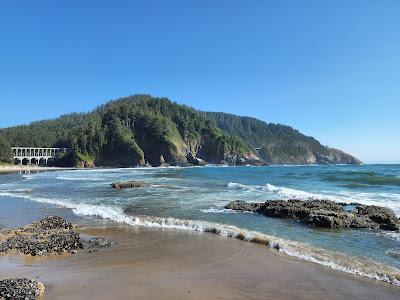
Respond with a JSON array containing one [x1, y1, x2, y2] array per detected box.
[[0, 134, 13, 163]]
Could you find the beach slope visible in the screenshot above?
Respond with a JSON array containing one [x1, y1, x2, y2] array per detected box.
[[1, 226, 399, 300]]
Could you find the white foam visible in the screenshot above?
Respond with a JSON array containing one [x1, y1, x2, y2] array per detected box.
[[56, 176, 105, 181], [227, 182, 343, 201], [333, 190, 400, 216], [201, 207, 239, 214], [227, 182, 266, 192], [265, 183, 338, 200], [383, 232, 400, 242], [227, 182, 400, 215], [385, 248, 400, 258], [1, 190, 400, 286]]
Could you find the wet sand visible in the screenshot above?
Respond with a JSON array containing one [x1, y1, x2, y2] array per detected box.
[[1, 225, 399, 300]]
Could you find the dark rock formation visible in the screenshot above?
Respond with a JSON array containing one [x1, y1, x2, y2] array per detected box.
[[36, 215, 73, 230], [186, 151, 206, 166], [0, 278, 45, 300], [0, 216, 83, 256], [225, 200, 400, 231], [111, 181, 150, 189], [84, 237, 117, 249], [0, 216, 117, 256], [83, 237, 117, 254]]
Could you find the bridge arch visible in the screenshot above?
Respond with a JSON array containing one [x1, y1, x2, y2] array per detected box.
[[11, 147, 72, 166]]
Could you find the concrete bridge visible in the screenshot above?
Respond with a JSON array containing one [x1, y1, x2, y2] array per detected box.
[[12, 147, 71, 165]]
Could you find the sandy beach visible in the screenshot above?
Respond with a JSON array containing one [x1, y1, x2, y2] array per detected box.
[[0, 165, 77, 173], [1, 224, 399, 300]]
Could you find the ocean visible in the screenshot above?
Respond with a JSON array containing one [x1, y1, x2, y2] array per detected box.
[[0, 164, 399, 285]]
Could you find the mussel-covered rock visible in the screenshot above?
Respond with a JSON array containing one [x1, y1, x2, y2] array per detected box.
[[0, 216, 83, 256], [35, 215, 73, 230], [0, 216, 118, 257], [0, 278, 45, 300]]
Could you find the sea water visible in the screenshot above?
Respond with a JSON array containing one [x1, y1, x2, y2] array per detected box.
[[0, 165, 399, 284]]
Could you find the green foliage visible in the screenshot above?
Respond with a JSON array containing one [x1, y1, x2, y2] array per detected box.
[[0, 113, 89, 147], [202, 112, 330, 159], [0, 134, 13, 163], [0, 94, 337, 166], [95, 109, 144, 167]]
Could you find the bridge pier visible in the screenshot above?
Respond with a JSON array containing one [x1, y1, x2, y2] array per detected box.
[[11, 147, 71, 166]]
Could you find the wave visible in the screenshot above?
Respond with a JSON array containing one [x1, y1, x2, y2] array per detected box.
[[201, 207, 239, 214], [56, 176, 105, 181], [227, 182, 400, 215], [227, 182, 265, 191], [322, 173, 400, 187], [385, 248, 400, 258], [264, 183, 340, 200], [1, 190, 400, 285], [383, 232, 400, 242], [227, 182, 343, 201]]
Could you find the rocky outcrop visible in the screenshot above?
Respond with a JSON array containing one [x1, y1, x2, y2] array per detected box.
[[186, 151, 206, 166], [225, 200, 400, 231], [0, 216, 117, 256], [316, 148, 362, 165], [111, 181, 150, 189], [0, 278, 45, 300], [258, 146, 361, 165]]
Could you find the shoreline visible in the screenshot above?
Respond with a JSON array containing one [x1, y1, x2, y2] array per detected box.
[[1, 167, 400, 298], [0, 173, 399, 288], [0, 165, 78, 173], [1, 225, 399, 299]]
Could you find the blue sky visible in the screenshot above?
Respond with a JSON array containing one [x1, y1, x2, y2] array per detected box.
[[0, 1, 399, 163]]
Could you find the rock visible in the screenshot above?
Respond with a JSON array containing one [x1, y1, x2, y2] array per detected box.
[[0, 216, 117, 257], [355, 205, 399, 231], [35, 215, 73, 230], [0, 278, 45, 300], [186, 151, 206, 166], [225, 199, 400, 231], [87, 249, 101, 254], [0, 220, 83, 256], [46, 232, 83, 254], [111, 181, 150, 189], [84, 237, 117, 248]]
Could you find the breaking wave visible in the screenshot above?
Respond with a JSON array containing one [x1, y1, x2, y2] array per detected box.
[[1, 190, 400, 286], [228, 182, 343, 201], [227, 182, 400, 215]]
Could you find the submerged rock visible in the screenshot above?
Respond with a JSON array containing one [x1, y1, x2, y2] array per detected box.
[[84, 237, 117, 249], [225, 200, 400, 231], [83, 237, 117, 254], [0, 278, 45, 300], [111, 181, 150, 189]]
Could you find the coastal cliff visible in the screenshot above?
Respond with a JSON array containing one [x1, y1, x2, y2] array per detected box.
[[203, 112, 361, 165], [0, 95, 360, 167]]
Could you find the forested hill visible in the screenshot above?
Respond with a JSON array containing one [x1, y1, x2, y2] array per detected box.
[[0, 95, 361, 166], [202, 112, 361, 164]]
